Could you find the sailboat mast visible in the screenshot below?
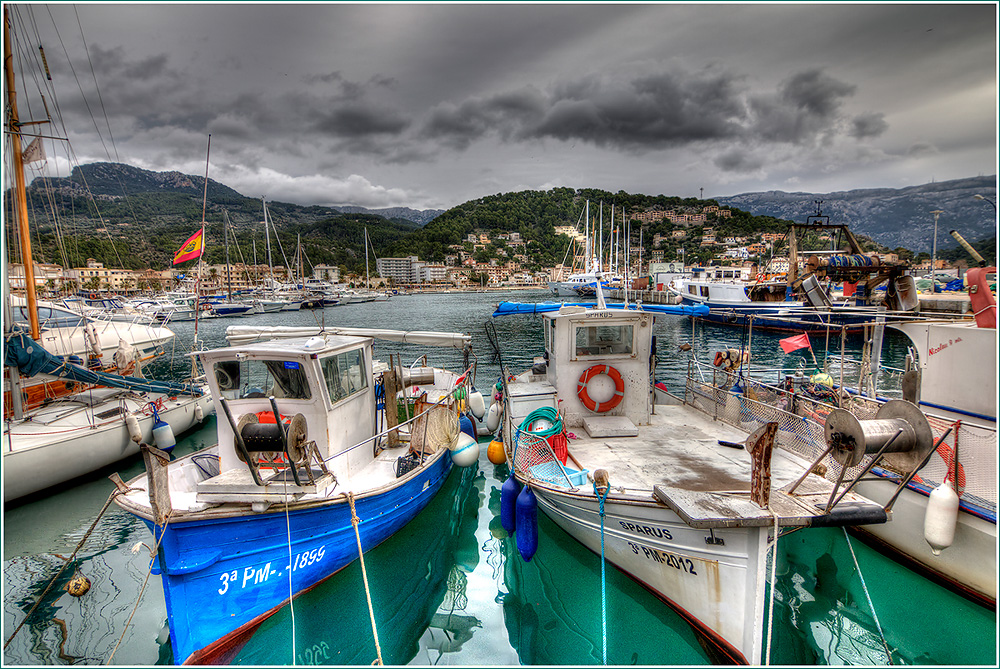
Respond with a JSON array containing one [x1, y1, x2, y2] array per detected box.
[[4, 7, 40, 340], [365, 228, 370, 291], [223, 209, 232, 300], [584, 201, 591, 274], [263, 199, 274, 293]]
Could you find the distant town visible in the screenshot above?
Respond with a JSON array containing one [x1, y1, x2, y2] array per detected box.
[[9, 203, 953, 297]]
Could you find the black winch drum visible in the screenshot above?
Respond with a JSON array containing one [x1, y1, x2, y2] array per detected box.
[[825, 399, 934, 469], [235, 412, 308, 462]]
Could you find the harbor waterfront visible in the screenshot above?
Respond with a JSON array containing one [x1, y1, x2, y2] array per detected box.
[[3, 290, 996, 665]]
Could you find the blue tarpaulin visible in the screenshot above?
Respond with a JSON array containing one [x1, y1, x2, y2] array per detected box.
[[4, 332, 202, 396]]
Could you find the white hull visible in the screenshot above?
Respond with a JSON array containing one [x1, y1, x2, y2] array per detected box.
[[3, 388, 214, 502], [855, 475, 997, 603], [534, 486, 768, 663]]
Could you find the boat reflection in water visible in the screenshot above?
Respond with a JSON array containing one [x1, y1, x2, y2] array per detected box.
[[230, 464, 483, 665]]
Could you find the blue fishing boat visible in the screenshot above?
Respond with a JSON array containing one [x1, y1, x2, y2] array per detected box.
[[113, 327, 479, 663]]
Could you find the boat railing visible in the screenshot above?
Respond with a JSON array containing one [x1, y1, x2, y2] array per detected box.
[[683, 367, 997, 517]]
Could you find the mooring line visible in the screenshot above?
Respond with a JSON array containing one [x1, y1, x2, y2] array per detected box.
[[843, 527, 894, 664], [106, 510, 172, 664], [347, 492, 383, 665], [5, 489, 122, 650]]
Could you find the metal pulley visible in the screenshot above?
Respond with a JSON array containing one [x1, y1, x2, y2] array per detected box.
[[825, 399, 933, 469]]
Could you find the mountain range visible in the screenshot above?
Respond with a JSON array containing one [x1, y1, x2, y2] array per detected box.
[[716, 176, 996, 252], [18, 163, 996, 271]]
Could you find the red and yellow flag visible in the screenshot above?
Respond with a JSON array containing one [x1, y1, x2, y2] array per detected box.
[[172, 228, 204, 265]]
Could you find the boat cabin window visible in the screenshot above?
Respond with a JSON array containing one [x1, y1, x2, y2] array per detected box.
[[213, 359, 312, 400], [574, 324, 634, 357], [320, 348, 367, 404], [700, 286, 709, 297]]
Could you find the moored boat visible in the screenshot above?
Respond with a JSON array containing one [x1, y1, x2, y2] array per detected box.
[[112, 327, 479, 663], [493, 288, 938, 664]]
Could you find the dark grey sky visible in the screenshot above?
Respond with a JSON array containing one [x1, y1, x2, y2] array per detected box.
[[8, 3, 997, 209]]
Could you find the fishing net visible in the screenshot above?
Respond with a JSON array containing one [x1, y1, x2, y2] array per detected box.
[[512, 428, 580, 489], [686, 377, 997, 515]]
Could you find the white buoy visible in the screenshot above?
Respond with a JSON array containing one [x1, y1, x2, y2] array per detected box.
[[924, 479, 960, 555], [126, 413, 142, 444], [485, 402, 501, 432], [451, 432, 480, 467], [468, 390, 486, 420]]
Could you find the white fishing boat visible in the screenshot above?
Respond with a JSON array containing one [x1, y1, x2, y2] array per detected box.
[[715, 267, 998, 606], [494, 287, 936, 664], [112, 326, 479, 663]]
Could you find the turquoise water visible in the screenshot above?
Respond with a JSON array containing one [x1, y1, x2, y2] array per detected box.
[[3, 290, 995, 665]]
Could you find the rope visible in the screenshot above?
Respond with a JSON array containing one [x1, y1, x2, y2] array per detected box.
[[106, 510, 171, 664], [283, 474, 297, 664], [593, 480, 610, 665], [764, 511, 779, 665], [4, 489, 123, 650], [842, 527, 894, 664], [347, 492, 383, 666], [519, 406, 562, 437]]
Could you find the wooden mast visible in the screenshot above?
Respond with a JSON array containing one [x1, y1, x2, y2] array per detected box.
[[4, 6, 40, 340]]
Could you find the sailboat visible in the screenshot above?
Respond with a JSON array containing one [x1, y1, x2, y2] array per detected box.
[[547, 201, 605, 297], [2, 7, 213, 503]]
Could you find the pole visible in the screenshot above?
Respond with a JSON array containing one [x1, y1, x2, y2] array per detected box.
[[193, 134, 211, 373], [4, 7, 40, 340], [930, 210, 943, 292]]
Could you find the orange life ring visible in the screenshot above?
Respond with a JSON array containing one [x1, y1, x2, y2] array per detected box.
[[577, 364, 625, 413], [200, 303, 212, 311], [89, 292, 98, 299]]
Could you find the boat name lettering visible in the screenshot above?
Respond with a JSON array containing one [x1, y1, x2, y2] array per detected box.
[[585, 312, 614, 319], [218, 561, 276, 595], [627, 541, 698, 575], [619, 521, 672, 540], [928, 337, 962, 357]]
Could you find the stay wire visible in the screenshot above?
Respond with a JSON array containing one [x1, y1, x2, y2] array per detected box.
[[593, 480, 610, 665]]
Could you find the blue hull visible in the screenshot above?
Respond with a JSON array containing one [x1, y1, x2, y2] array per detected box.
[[147, 451, 453, 664], [682, 301, 879, 334]]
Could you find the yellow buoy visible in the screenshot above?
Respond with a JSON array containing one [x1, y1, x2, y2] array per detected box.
[[487, 439, 506, 465], [66, 574, 91, 597]]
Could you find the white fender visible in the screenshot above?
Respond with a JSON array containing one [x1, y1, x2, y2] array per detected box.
[[924, 479, 960, 556], [451, 432, 479, 467], [468, 390, 486, 420], [125, 413, 142, 444], [194, 403, 204, 422], [86, 324, 103, 358], [485, 402, 501, 433]]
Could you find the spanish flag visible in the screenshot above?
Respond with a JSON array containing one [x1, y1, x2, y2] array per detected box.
[[172, 228, 204, 265]]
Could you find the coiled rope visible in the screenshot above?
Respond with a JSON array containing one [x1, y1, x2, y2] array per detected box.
[[843, 527, 894, 664], [593, 480, 610, 665], [519, 406, 562, 437], [347, 492, 383, 665], [4, 488, 124, 651]]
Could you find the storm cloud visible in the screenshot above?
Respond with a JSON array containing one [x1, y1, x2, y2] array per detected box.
[[7, 3, 995, 209]]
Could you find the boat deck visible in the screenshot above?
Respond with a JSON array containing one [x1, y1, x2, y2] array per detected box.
[[554, 404, 884, 528]]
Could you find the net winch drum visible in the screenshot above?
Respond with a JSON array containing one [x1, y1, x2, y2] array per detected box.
[[231, 408, 310, 486], [824, 399, 934, 470]]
